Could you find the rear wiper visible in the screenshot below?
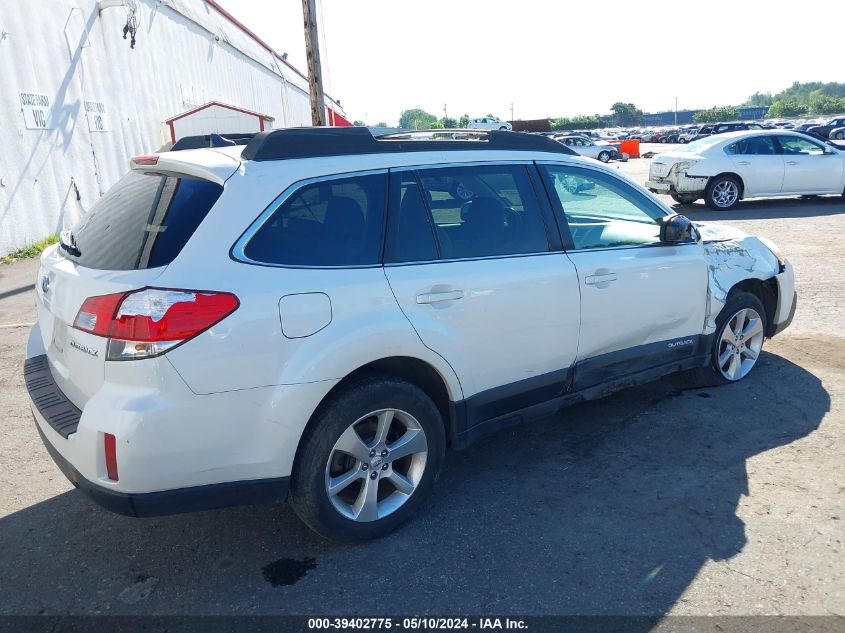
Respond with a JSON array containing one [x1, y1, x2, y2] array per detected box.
[[59, 230, 81, 257]]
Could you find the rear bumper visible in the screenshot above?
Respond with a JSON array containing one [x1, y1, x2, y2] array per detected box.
[[34, 421, 288, 517], [26, 353, 291, 516], [645, 180, 672, 193], [646, 171, 709, 196]]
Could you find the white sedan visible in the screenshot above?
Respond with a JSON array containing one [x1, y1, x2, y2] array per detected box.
[[553, 135, 619, 162], [645, 130, 845, 210], [466, 117, 512, 131]]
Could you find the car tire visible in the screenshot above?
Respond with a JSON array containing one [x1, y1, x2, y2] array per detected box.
[[598, 151, 611, 163], [685, 290, 767, 387], [679, 138, 688, 144], [289, 374, 446, 542], [705, 175, 741, 210], [835, 131, 845, 140], [671, 193, 699, 205], [660, 138, 667, 143], [499, 126, 508, 131]]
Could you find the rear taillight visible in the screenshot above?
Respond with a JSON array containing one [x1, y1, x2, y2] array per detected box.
[[74, 293, 126, 336], [73, 288, 239, 361]]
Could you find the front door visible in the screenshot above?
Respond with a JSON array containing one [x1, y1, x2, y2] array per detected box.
[[778, 135, 843, 194], [383, 164, 581, 419], [539, 163, 709, 390]]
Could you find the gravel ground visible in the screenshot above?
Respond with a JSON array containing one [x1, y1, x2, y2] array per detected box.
[[0, 148, 842, 617]]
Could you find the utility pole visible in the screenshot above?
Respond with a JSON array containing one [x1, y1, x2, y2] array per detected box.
[[510, 102, 514, 122], [674, 97, 678, 126], [443, 104, 448, 123], [302, 0, 326, 126]]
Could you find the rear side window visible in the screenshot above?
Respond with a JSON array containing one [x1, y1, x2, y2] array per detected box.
[[244, 174, 386, 266], [726, 136, 778, 155], [63, 172, 223, 270], [414, 165, 550, 260], [384, 173, 438, 264]]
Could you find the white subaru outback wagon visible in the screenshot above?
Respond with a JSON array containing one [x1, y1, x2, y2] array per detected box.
[[26, 128, 796, 541]]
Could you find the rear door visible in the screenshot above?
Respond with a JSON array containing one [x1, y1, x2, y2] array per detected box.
[[725, 135, 785, 196], [539, 163, 708, 389], [35, 170, 224, 408], [777, 135, 844, 193], [383, 163, 581, 417]]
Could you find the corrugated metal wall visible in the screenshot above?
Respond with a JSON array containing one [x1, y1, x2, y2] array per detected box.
[[0, 0, 342, 255]]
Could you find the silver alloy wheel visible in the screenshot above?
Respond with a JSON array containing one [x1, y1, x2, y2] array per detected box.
[[711, 180, 739, 208], [325, 408, 428, 522], [598, 151, 610, 162], [717, 308, 765, 381]]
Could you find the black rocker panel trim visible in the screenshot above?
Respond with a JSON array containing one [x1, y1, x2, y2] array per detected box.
[[571, 334, 710, 392], [452, 335, 712, 448]]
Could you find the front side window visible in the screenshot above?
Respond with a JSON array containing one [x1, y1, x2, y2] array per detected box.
[[543, 165, 665, 250], [414, 165, 550, 259], [779, 136, 825, 155], [244, 173, 386, 266]]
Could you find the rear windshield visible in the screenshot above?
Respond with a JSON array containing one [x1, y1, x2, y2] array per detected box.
[[678, 136, 725, 153], [61, 171, 223, 270]]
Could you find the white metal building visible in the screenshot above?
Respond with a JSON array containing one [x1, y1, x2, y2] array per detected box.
[[0, 0, 348, 255]]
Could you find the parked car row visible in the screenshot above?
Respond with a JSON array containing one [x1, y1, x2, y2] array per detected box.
[[629, 116, 845, 144]]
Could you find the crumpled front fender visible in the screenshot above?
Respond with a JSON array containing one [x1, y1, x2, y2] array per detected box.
[[699, 224, 782, 334]]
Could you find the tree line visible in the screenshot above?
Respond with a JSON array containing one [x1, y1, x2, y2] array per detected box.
[[354, 110, 484, 130], [357, 83, 845, 130], [357, 103, 644, 130], [745, 81, 845, 118]]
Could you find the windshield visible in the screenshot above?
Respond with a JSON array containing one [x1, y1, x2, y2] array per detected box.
[[61, 171, 223, 270]]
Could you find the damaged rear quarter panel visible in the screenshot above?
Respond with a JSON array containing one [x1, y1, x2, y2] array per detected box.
[[699, 224, 781, 334]]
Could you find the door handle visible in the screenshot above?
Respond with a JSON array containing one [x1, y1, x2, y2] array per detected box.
[[786, 161, 799, 166], [736, 160, 751, 166], [585, 273, 618, 286], [416, 289, 464, 304]]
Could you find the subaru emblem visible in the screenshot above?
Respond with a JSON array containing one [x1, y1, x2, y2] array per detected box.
[[41, 275, 50, 294]]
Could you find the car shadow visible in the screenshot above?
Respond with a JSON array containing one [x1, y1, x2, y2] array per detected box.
[[0, 351, 829, 622], [670, 194, 844, 220]]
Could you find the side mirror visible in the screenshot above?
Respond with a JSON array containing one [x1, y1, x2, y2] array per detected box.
[[660, 214, 698, 244]]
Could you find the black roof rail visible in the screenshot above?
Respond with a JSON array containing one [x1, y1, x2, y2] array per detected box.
[[240, 127, 576, 161], [171, 132, 258, 151]]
